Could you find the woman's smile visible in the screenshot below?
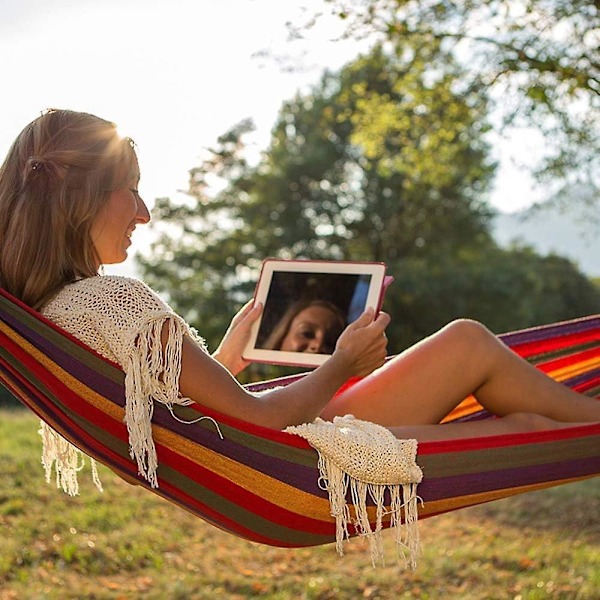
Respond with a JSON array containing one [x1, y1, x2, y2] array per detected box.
[[90, 187, 150, 266]]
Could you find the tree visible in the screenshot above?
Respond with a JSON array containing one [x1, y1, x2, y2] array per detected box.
[[263, 44, 496, 263], [140, 44, 496, 353], [389, 246, 600, 345], [138, 43, 600, 376], [295, 0, 600, 199]]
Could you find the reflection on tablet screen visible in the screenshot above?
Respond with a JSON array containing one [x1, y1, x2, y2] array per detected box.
[[256, 272, 372, 354]]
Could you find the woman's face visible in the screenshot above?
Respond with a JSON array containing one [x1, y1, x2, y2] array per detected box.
[[280, 305, 344, 354], [90, 185, 150, 266]]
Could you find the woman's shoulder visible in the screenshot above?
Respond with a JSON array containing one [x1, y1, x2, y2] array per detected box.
[[44, 275, 174, 319], [41, 275, 204, 369], [67, 274, 155, 294]]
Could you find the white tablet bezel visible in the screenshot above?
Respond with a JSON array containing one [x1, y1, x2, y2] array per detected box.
[[242, 259, 387, 367]]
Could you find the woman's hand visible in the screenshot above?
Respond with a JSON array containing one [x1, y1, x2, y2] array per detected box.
[[332, 309, 390, 378], [212, 301, 262, 376]]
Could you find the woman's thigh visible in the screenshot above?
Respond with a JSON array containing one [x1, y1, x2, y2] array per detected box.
[[320, 320, 493, 426]]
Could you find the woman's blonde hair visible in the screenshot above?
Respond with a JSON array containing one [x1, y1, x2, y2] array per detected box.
[[0, 109, 139, 309]]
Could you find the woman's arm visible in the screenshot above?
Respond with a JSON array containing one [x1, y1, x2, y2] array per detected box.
[[177, 309, 390, 429]]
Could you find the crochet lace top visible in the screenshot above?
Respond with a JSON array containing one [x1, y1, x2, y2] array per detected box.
[[42, 275, 210, 490]]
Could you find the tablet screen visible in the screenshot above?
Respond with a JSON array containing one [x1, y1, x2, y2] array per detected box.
[[243, 259, 389, 367]]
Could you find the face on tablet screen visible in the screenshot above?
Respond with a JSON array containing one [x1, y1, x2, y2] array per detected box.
[[256, 272, 372, 353]]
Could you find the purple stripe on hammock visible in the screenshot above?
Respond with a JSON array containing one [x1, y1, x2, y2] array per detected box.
[[2, 310, 125, 400], [0, 360, 115, 451], [31, 394, 600, 511], [148, 478, 335, 546], [150, 404, 326, 496], [151, 400, 599, 508], [418, 456, 600, 502], [246, 373, 307, 393], [563, 368, 600, 388], [0, 369, 328, 544], [3, 361, 296, 499], [499, 316, 600, 346], [247, 319, 600, 393], [2, 340, 323, 495], [7, 358, 599, 527], [5, 302, 600, 500]]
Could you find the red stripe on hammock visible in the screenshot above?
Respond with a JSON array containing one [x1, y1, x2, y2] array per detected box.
[[0, 355, 142, 483], [510, 328, 600, 358], [572, 374, 600, 393], [417, 422, 600, 454], [155, 442, 334, 536], [2, 331, 330, 532], [180, 399, 313, 449], [2, 320, 312, 451], [0, 288, 124, 369], [4, 287, 597, 451], [0, 330, 132, 446], [3, 346, 322, 544], [4, 324, 598, 462], [535, 346, 600, 374], [155, 475, 330, 547]]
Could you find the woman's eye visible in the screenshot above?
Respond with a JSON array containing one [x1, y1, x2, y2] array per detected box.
[[129, 188, 140, 198], [299, 329, 316, 340]]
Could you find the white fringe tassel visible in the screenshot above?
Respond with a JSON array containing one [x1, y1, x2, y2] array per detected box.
[[124, 316, 222, 488], [317, 451, 422, 569], [39, 421, 103, 496]]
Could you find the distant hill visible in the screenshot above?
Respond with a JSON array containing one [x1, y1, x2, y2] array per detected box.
[[492, 204, 599, 277]]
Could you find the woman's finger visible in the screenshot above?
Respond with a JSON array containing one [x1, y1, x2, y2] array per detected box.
[[346, 308, 375, 330], [371, 311, 391, 331], [230, 301, 262, 329]]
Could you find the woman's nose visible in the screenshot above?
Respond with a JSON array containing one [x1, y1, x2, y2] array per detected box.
[[307, 337, 323, 354], [137, 196, 151, 224]]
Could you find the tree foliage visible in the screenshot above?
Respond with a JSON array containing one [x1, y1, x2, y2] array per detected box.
[[296, 0, 599, 196], [138, 44, 600, 376], [390, 247, 600, 346]]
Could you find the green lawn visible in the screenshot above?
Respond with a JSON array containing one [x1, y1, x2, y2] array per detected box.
[[0, 409, 598, 600]]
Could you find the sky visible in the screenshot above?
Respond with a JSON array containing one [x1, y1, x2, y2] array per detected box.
[[0, 0, 549, 274]]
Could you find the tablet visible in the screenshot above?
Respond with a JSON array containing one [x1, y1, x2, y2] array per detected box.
[[242, 259, 391, 367]]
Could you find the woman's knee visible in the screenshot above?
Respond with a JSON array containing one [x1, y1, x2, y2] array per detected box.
[[440, 318, 495, 350]]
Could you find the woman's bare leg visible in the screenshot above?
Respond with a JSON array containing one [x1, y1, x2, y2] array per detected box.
[[388, 414, 590, 442], [321, 319, 600, 426]]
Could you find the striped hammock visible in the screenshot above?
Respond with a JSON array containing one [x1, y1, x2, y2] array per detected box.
[[0, 287, 599, 549]]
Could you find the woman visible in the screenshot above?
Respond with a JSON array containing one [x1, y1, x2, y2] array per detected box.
[[1, 109, 599, 489]]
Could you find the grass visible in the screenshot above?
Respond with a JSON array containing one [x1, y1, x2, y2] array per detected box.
[[0, 408, 598, 600]]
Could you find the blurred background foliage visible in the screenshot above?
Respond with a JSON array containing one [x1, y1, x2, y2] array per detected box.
[[298, 0, 599, 197], [135, 5, 599, 382]]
